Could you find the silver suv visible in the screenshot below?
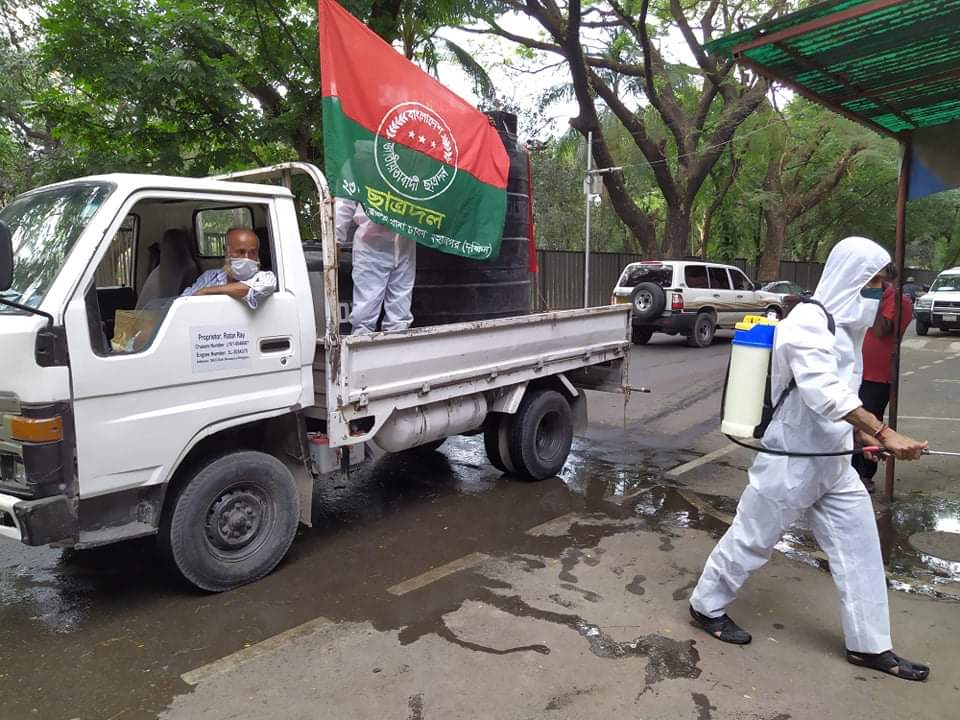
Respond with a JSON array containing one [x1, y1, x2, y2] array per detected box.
[[611, 260, 784, 347]]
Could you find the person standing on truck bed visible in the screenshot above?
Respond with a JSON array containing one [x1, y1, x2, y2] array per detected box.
[[181, 227, 277, 309], [335, 198, 416, 334]]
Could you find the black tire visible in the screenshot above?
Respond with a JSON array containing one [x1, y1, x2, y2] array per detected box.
[[686, 313, 715, 348], [483, 414, 515, 474], [631, 327, 653, 345], [159, 451, 299, 592], [630, 282, 667, 321], [507, 389, 574, 481], [765, 305, 783, 320], [916, 319, 929, 336]]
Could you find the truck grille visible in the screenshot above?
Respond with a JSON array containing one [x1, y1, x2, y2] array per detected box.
[[933, 300, 960, 311]]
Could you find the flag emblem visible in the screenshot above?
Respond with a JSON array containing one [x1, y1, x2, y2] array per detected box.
[[375, 102, 459, 201]]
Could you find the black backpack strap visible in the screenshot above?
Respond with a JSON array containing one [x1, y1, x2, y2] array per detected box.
[[754, 297, 835, 438]]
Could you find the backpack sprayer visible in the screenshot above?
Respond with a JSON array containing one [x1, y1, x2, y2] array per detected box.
[[720, 309, 884, 458], [719, 309, 959, 458]]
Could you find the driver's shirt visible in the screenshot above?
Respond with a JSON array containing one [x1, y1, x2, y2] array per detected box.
[[182, 269, 277, 310]]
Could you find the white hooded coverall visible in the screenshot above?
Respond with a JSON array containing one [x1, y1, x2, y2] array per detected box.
[[335, 199, 416, 334], [690, 237, 893, 654]]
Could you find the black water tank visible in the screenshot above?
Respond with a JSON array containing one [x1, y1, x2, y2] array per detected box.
[[303, 242, 353, 335], [411, 111, 530, 326]]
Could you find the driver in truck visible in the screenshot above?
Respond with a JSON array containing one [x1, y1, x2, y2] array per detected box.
[[181, 227, 277, 309]]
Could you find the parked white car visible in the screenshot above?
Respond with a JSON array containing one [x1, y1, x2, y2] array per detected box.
[[611, 260, 784, 347], [915, 267, 960, 335]]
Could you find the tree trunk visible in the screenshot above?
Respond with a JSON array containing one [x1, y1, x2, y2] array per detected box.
[[613, 196, 659, 256], [757, 209, 787, 282], [664, 203, 692, 258]]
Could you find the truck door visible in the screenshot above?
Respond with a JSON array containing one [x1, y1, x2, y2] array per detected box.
[[62, 191, 308, 503]]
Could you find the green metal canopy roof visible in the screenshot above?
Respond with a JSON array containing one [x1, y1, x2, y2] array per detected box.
[[705, 0, 960, 137]]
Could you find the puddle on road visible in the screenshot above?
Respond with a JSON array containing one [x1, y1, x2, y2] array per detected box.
[[766, 494, 960, 599], [883, 495, 960, 597]]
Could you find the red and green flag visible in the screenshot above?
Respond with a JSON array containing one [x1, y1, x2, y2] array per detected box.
[[319, 0, 509, 260]]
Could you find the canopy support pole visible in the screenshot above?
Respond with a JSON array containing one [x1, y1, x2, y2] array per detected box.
[[884, 136, 912, 505]]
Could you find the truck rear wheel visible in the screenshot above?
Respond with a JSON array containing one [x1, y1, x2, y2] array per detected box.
[[508, 389, 573, 481], [159, 451, 299, 592], [483, 413, 515, 473]]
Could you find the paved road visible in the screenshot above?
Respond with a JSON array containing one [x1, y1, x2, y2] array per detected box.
[[1, 330, 958, 720]]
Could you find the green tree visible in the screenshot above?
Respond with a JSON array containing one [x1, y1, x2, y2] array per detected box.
[[753, 101, 866, 281], [0, 3, 69, 198], [23, 0, 488, 180], [474, 0, 789, 257]]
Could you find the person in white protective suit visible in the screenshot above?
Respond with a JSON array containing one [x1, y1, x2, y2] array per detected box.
[[689, 236, 931, 681], [335, 198, 416, 334]]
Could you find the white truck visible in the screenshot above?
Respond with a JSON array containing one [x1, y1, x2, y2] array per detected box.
[[0, 162, 630, 591]]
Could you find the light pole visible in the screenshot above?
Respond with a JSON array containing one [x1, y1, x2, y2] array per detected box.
[[583, 134, 621, 308], [583, 130, 593, 308]]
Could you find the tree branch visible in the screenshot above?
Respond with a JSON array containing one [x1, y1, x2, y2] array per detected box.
[[701, 142, 742, 255], [790, 145, 865, 221], [463, 22, 560, 54], [686, 78, 769, 202], [670, 0, 722, 89], [588, 68, 681, 206], [611, 0, 691, 157]]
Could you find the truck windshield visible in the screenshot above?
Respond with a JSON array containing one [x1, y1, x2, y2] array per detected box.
[[930, 275, 960, 292], [0, 183, 112, 312]]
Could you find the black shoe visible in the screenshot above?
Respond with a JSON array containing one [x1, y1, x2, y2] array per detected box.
[[847, 649, 929, 681], [689, 605, 752, 645]]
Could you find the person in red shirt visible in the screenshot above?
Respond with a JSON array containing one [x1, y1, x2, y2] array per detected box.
[[853, 281, 914, 491]]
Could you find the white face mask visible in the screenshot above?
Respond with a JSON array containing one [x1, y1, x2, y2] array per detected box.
[[854, 296, 881, 330], [229, 257, 259, 281]]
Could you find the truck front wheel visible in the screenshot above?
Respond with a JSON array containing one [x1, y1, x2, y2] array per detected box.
[[508, 389, 574, 481], [159, 451, 299, 592]]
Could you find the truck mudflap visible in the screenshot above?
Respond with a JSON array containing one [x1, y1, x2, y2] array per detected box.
[[0, 492, 76, 546]]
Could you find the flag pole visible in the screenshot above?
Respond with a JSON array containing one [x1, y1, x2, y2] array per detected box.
[[584, 130, 593, 308]]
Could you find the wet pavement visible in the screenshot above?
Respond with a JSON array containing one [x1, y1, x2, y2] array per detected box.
[[3, 428, 954, 719], [3, 335, 959, 719], [0, 434, 710, 719]]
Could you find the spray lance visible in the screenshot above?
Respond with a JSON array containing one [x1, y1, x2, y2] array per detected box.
[[718, 313, 938, 458]]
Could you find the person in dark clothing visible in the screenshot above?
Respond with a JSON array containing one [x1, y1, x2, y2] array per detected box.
[[852, 282, 914, 491], [901, 276, 921, 301]]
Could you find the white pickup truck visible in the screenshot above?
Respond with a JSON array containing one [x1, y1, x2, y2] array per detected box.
[[0, 162, 630, 591]]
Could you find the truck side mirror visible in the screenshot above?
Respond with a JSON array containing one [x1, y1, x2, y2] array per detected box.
[[0, 220, 12, 292]]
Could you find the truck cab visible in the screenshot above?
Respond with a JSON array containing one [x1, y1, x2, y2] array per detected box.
[[0, 163, 631, 591]]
